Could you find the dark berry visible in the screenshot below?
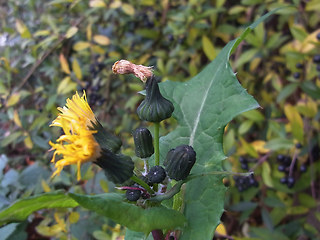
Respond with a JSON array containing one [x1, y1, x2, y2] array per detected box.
[[147, 166, 166, 184], [278, 165, 286, 172], [316, 64, 320, 72], [280, 177, 287, 184], [300, 164, 307, 173], [126, 189, 141, 201], [287, 176, 295, 188], [295, 143, 302, 149], [311, 145, 319, 161], [92, 85, 99, 92], [296, 63, 303, 69], [237, 185, 244, 192], [145, 21, 154, 28], [169, 236, 175, 240], [293, 72, 300, 79], [277, 154, 285, 163], [241, 163, 249, 170], [313, 55, 320, 63], [167, 34, 174, 42], [239, 156, 247, 164], [317, 33, 320, 41], [283, 156, 291, 166], [178, 36, 186, 44], [249, 175, 258, 187]]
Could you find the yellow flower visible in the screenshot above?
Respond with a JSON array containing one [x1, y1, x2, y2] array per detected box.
[[49, 91, 101, 181]]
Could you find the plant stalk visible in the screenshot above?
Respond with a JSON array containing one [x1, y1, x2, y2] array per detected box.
[[154, 122, 160, 166], [130, 175, 154, 194]]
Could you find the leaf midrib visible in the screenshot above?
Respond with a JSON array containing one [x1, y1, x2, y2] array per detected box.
[[188, 60, 224, 147]]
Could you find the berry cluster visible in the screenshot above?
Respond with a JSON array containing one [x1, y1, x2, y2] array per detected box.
[[239, 156, 249, 170], [277, 154, 296, 188], [233, 174, 258, 192], [80, 81, 106, 107], [125, 166, 167, 201]]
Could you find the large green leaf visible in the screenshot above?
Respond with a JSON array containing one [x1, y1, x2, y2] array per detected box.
[[158, 11, 279, 240], [69, 193, 186, 234], [0, 191, 78, 226]]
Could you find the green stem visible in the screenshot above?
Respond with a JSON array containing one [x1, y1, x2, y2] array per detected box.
[[148, 170, 252, 202], [130, 175, 154, 194], [154, 122, 160, 166], [148, 181, 184, 202]]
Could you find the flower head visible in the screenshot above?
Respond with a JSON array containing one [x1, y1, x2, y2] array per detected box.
[[49, 91, 101, 181]]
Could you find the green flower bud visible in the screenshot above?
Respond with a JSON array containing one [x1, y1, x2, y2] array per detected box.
[[164, 145, 196, 180], [91, 120, 122, 153], [133, 127, 154, 158], [137, 76, 174, 122], [95, 149, 134, 184]]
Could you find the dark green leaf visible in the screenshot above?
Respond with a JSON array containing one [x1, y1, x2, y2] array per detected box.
[[159, 10, 279, 240], [0, 191, 78, 225], [69, 193, 186, 234], [277, 83, 299, 103]]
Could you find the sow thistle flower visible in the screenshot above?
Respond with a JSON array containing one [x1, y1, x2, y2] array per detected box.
[[49, 91, 134, 183]]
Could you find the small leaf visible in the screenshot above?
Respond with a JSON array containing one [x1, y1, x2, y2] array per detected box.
[[13, 110, 22, 128], [277, 83, 298, 103], [86, 23, 92, 41], [265, 138, 294, 150], [241, 109, 264, 122], [0, 191, 78, 225], [41, 180, 51, 193], [290, 25, 308, 42], [73, 41, 91, 51], [59, 54, 71, 74], [284, 105, 304, 142], [215, 223, 227, 235], [202, 35, 216, 60], [89, 0, 106, 8], [65, 26, 78, 38], [69, 193, 186, 234], [0, 131, 23, 147], [93, 35, 110, 45], [24, 134, 33, 149], [34, 30, 51, 37], [122, 3, 135, 15], [69, 212, 80, 224], [6, 93, 21, 107], [262, 162, 274, 188], [57, 77, 77, 95], [251, 140, 270, 154], [72, 58, 82, 80], [15, 20, 31, 38]]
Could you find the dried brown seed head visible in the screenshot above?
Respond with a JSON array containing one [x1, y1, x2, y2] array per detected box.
[[112, 59, 153, 82]]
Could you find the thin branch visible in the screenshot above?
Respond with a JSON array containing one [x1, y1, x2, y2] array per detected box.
[[15, 17, 85, 92]]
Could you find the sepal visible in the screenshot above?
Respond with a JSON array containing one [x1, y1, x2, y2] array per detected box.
[[95, 149, 134, 184], [91, 120, 122, 153], [137, 76, 174, 122]]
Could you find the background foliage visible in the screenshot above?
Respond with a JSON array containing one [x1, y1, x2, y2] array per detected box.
[[0, 0, 320, 239]]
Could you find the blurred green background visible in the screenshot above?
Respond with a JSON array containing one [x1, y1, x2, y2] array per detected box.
[[0, 0, 319, 239]]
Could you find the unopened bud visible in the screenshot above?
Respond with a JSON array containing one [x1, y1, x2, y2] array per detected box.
[[112, 60, 153, 82]]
